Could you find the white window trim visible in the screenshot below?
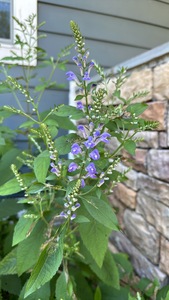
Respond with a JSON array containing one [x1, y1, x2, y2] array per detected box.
[[0, 0, 37, 66]]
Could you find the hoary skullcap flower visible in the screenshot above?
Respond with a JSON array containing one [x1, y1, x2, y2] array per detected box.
[[84, 136, 95, 149], [76, 101, 84, 110], [66, 71, 77, 81], [89, 149, 100, 160], [68, 162, 78, 172], [71, 143, 81, 155], [85, 162, 97, 178]]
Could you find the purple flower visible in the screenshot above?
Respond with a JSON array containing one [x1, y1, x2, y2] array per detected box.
[[89, 149, 100, 160], [83, 71, 90, 81], [70, 214, 76, 220], [97, 179, 105, 187], [77, 125, 87, 138], [66, 71, 77, 81], [68, 162, 78, 172], [72, 203, 81, 211], [98, 132, 111, 143], [60, 211, 68, 218], [81, 179, 85, 187], [50, 162, 60, 176], [76, 101, 84, 110], [84, 136, 95, 149], [94, 130, 101, 137], [71, 143, 81, 155], [85, 162, 97, 178]]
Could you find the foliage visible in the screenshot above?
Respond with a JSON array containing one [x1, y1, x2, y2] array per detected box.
[[0, 14, 165, 300]]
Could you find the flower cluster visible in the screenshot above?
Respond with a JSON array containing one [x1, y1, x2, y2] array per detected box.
[[70, 122, 111, 184]]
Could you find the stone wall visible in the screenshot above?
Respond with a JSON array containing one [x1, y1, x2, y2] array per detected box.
[[108, 56, 169, 285]]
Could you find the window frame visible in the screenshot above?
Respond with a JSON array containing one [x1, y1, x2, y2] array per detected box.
[[0, 0, 37, 65]]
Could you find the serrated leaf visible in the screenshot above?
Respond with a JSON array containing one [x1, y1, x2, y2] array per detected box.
[[83, 248, 119, 289], [0, 148, 22, 185], [126, 103, 148, 116], [79, 219, 111, 267], [17, 220, 46, 275], [13, 215, 38, 246], [54, 105, 83, 118], [55, 272, 72, 300], [83, 196, 118, 230], [33, 150, 50, 183], [54, 136, 71, 155], [0, 248, 17, 275], [19, 282, 50, 300], [124, 140, 136, 155], [0, 198, 24, 220], [1, 275, 21, 296], [24, 232, 64, 297], [0, 178, 21, 195], [55, 116, 76, 130]]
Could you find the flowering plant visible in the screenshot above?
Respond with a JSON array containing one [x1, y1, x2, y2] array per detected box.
[[0, 16, 165, 300]]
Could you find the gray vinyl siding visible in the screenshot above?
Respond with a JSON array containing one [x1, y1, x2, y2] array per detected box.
[[2, 0, 169, 147]]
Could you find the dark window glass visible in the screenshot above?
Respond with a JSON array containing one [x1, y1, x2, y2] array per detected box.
[[0, 0, 11, 40]]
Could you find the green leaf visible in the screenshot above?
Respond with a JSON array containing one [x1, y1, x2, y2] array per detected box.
[[24, 231, 64, 297], [83, 196, 118, 230], [17, 220, 46, 276], [0, 248, 17, 275], [94, 286, 102, 300], [124, 140, 136, 155], [27, 182, 45, 194], [0, 178, 21, 196], [54, 136, 71, 155], [79, 219, 111, 267], [75, 94, 84, 100], [55, 272, 72, 300], [19, 282, 50, 300], [1, 275, 21, 296], [81, 244, 119, 289], [13, 215, 38, 246], [54, 105, 84, 120], [156, 285, 169, 300], [33, 150, 50, 183], [54, 116, 76, 130], [0, 198, 24, 220], [126, 103, 148, 116], [0, 148, 22, 185], [100, 284, 129, 300], [70, 269, 94, 300]]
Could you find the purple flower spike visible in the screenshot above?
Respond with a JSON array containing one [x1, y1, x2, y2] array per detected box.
[[89, 149, 100, 160], [85, 162, 97, 178], [83, 71, 90, 81], [99, 132, 111, 143], [68, 162, 78, 172], [71, 143, 81, 155], [84, 136, 95, 149], [76, 101, 84, 110], [66, 71, 77, 81]]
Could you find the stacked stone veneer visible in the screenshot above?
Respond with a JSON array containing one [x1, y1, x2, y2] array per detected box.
[[108, 59, 169, 285]]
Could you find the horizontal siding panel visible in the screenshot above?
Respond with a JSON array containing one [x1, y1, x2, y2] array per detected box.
[[39, 0, 169, 28], [0, 89, 68, 113], [38, 4, 169, 49], [39, 32, 147, 67]]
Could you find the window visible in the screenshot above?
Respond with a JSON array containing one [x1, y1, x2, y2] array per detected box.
[[0, 0, 37, 65]]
